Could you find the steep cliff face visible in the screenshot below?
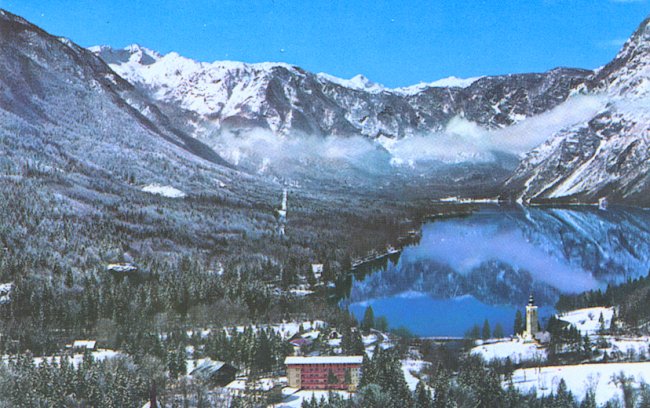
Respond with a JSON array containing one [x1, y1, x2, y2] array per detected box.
[[503, 18, 650, 206], [0, 9, 230, 171], [91, 44, 590, 140]]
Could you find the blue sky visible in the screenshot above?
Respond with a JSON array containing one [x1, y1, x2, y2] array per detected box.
[[1, 0, 648, 87]]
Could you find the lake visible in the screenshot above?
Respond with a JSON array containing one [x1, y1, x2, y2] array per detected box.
[[341, 206, 650, 337]]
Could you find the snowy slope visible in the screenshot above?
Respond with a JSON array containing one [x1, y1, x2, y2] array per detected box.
[[557, 307, 614, 336], [512, 362, 650, 405], [472, 339, 547, 363]]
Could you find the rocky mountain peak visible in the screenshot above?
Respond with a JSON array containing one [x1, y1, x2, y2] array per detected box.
[[591, 17, 650, 98]]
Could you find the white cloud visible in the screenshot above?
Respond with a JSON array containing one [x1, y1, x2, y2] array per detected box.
[[208, 95, 606, 175], [385, 94, 606, 165]]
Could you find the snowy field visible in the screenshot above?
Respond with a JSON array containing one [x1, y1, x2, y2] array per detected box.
[[471, 339, 547, 363], [402, 359, 431, 391], [511, 362, 650, 405], [142, 184, 187, 198], [557, 307, 614, 335], [602, 336, 650, 359]]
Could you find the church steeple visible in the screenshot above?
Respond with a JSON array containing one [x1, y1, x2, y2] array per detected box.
[[524, 292, 539, 342]]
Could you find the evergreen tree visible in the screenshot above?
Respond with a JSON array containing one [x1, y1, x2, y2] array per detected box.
[[355, 384, 391, 407], [362, 306, 375, 332], [493, 323, 505, 339], [414, 380, 433, 408], [554, 379, 576, 408], [176, 346, 187, 377], [514, 310, 524, 335], [482, 319, 491, 340], [465, 324, 480, 339], [64, 269, 74, 288], [167, 349, 180, 380], [580, 388, 597, 408], [432, 365, 450, 408], [375, 316, 389, 332], [253, 329, 273, 374], [350, 329, 365, 355], [598, 312, 606, 334]]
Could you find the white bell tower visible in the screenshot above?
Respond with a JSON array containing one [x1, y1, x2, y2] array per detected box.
[[523, 294, 539, 342]]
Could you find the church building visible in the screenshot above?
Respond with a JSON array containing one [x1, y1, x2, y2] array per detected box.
[[521, 294, 550, 343]]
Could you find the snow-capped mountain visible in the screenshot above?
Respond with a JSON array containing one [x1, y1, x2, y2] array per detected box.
[[503, 17, 650, 206], [91, 44, 590, 140]]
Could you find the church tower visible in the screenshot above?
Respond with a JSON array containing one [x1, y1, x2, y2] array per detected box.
[[524, 294, 539, 341]]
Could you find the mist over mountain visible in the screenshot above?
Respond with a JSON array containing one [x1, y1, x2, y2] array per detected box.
[[0, 7, 648, 208], [90, 17, 650, 206], [503, 17, 650, 206]]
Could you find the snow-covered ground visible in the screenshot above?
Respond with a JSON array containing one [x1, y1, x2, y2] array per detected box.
[[511, 362, 650, 405], [278, 389, 353, 408], [471, 339, 547, 364], [0, 282, 13, 304], [225, 377, 283, 393], [600, 336, 650, 359], [1, 349, 121, 368], [288, 288, 314, 297], [186, 320, 327, 340], [557, 307, 614, 336], [402, 359, 431, 391], [142, 184, 187, 198]]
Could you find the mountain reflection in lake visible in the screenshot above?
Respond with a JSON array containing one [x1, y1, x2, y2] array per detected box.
[[342, 206, 650, 337]]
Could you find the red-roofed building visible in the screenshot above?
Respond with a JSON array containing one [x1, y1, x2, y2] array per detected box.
[[284, 356, 363, 391]]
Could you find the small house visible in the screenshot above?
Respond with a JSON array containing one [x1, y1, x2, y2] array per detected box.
[[69, 340, 97, 351], [107, 263, 138, 274], [328, 330, 341, 340], [289, 337, 312, 348], [311, 264, 324, 280], [190, 359, 238, 386]]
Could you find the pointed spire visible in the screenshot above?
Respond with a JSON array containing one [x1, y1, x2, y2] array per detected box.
[[528, 294, 535, 306]]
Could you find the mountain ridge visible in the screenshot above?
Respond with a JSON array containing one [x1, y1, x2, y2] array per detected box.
[[2, 7, 648, 207], [90, 43, 591, 141]]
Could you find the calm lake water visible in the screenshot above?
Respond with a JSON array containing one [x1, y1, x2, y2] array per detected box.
[[342, 206, 650, 337]]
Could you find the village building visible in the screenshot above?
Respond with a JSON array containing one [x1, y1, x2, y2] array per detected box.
[[190, 359, 238, 386], [106, 263, 138, 274], [285, 356, 363, 391], [521, 294, 550, 343], [67, 340, 97, 351], [311, 264, 324, 280], [523, 294, 539, 340], [328, 330, 341, 340]]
